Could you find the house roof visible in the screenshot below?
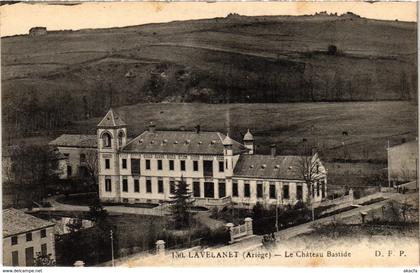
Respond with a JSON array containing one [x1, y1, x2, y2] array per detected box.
[[97, 108, 127, 128], [388, 139, 418, 152], [3, 208, 55, 238], [233, 154, 311, 180], [122, 130, 246, 155], [49, 134, 97, 148]]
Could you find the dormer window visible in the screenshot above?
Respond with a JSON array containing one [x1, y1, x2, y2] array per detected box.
[[174, 140, 178, 144], [249, 164, 254, 169], [261, 164, 266, 169], [211, 140, 216, 145], [102, 132, 112, 148], [274, 165, 280, 169]]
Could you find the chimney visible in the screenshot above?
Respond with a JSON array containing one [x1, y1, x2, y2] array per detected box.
[[195, 124, 201, 134], [148, 122, 156, 133], [270, 144, 276, 157]]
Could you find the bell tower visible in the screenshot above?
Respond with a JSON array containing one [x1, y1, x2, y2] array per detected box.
[[97, 108, 127, 203]]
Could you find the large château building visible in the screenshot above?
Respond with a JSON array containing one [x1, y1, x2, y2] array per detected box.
[[52, 109, 328, 208]]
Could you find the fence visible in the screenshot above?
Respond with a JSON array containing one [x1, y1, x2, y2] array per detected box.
[[225, 217, 253, 243]]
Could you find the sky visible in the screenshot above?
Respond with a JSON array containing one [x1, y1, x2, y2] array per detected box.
[[0, 2, 417, 37]]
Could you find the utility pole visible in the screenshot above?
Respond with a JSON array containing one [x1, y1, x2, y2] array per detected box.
[[110, 230, 115, 267], [275, 186, 279, 232], [387, 140, 391, 188]]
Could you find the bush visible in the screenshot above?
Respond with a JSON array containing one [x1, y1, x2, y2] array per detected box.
[[201, 226, 230, 246], [327, 45, 338, 55]]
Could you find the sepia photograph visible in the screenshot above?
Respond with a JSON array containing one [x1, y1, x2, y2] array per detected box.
[[1, 1, 418, 268]]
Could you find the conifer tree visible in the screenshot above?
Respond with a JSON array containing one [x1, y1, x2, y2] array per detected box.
[[170, 175, 193, 228]]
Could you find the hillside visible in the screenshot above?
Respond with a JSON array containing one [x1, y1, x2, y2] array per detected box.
[[2, 13, 417, 138]]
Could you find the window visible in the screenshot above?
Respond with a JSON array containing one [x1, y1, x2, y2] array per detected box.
[[67, 165, 72, 177], [105, 159, 110, 169], [169, 160, 174, 171], [218, 181, 226, 198], [11, 236, 18, 245], [312, 184, 315, 198], [134, 179, 140, 192], [203, 160, 213, 176], [25, 247, 34, 266], [122, 159, 127, 169], [193, 161, 199, 172], [218, 161, 224, 172], [170, 179, 176, 194], [105, 177, 112, 192], [118, 131, 125, 147], [40, 229, 46, 238], [297, 185, 303, 200], [322, 181, 326, 198], [122, 177, 128, 192], [180, 160, 186, 171], [131, 159, 140, 174], [41, 243, 47, 256], [145, 159, 151, 170], [283, 184, 290, 199], [244, 183, 250, 198], [204, 182, 214, 198], [157, 160, 163, 170], [26, 232, 32, 242], [102, 132, 112, 148], [269, 184, 276, 199], [232, 181, 238, 197], [158, 178, 164, 193], [316, 164, 320, 174], [80, 153, 86, 163], [12, 251, 18, 266], [146, 178, 152, 193], [193, 181, 200, 197], [316, 182, 320, 197], [225, 159, 228, 169], [257, 184, 263, 198]]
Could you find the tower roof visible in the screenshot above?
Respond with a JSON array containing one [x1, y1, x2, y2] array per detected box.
[[243, 129, 254, 141], [222, 133, 233, 146], [97, 108, 127, 128]]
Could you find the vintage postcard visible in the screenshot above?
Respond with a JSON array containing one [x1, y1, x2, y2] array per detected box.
[[1, 1, 418, 269]]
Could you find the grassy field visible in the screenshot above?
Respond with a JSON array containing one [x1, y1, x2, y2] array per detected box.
[[66, 101, 417, 187], [2, 15, 416, 120]]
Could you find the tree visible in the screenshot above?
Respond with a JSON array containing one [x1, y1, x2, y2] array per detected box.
[[294, 144, 325, 221], [88, 198, 109, 226], [34, 252, 56, 266], [170, 176, 193, 229], [80, 149, 99, 187]]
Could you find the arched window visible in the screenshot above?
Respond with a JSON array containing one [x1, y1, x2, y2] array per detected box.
[[102, 132, 112, 148], [118, 131, 125, 147], [80, 153, 86, 163]]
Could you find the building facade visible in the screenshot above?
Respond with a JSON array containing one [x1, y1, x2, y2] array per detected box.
[[3, 209, 55, 266], [388, 139, 418, 183], [49, 134, 97, 180], [95, 109, 327, 208]]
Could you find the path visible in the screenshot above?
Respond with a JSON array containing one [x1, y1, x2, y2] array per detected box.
[[39, 195, 167, 216], [214, 192, 417, 250]]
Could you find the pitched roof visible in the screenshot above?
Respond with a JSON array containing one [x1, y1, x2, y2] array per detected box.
[[222, 134, 233, 146], [388, 139, 418, 151], [233, 154, 311, 180], [49, 134, 97, 148], [122, 130, 246, 155], [243, 129, 254, 141], [3, 208, 55, 237], [97, 108, 127, 128]]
